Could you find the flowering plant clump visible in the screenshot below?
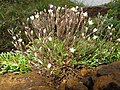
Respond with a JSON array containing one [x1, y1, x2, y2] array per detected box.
[[11, 5, 120, 76]]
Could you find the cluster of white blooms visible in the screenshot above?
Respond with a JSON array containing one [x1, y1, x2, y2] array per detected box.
[[70, 6, 79, 12]]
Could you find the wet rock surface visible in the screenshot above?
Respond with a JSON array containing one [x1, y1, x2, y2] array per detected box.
[[0, 61, 120, 90]]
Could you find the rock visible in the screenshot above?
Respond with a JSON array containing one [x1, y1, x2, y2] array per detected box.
[[96, 61, 120, 76], [94, 75, 120, 90], [83, 6, 109, 17], [94, 61, 120, 90], [0, 71, 55, 90], [58, 76, 88, 90], [82, 76, 94, 90]]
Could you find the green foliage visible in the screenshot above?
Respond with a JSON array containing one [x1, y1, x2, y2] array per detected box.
[[79, 40, 120, 67], [104, 0, 120, 36], [106, 0, 120, 19], [0, 51, 31, 74]]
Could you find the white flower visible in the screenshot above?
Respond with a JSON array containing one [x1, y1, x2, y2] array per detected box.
[[108, 26, 111, 29], [25, 31, 28, 35], [13, 43, 17, 47], [116, 38, 120, 42], [34, 52, 37, 57], [43, 29, 46, 33], [71, 7, 76, 12], [54, 44, 56, 47], [44, 9, 46, 12], [25, 26, 29, 30], [47, 63, 52, 69], [57, 7, 61, 10], [31, 30, 33, 35], [109, 32, 112, 35], [48, 9, 53, 13], [39, 11, 42, 14], [27, 18, 29, 21], [111, 24, 113, 27], [83, 12, 88, 17], [93, 35, 98, 40], [17, 38, 23, 42], [88, 20, 94, 25], [12, 36, 16, 40], [49, 4, 53, 8], [85, 27, 88, 31], [108, 26, 112, 29], [82, 33, 84, 37], [70, 47, 76, 53], [93, 28, 98, 33], [35, 13, 39, 18], [48, 48, 50, 51], [30, 15, 34, 20], [48, 36, 52, 41], [74, 36, 76, 40], [76, 6, 79, 9], [62, 7, 65, 10]]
